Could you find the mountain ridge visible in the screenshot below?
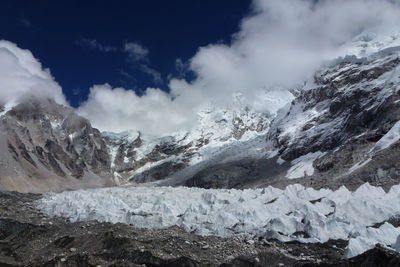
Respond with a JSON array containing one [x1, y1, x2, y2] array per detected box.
[[1, 40, 400, 192]]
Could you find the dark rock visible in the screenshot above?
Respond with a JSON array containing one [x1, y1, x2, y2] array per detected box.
[[131, 161, 186, 183]]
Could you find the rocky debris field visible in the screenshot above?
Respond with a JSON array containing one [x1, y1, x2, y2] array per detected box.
[[0, 190, 400, 266]]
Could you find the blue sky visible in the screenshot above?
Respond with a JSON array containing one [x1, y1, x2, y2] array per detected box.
[[0, 0, 251, 107], [1, 0, 398, 135]]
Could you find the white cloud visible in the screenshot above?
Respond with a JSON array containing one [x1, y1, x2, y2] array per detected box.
[[78, 0, 400, 136], [124, 42, 149, 62], [0, 40, 67, 106], [3, 0, 400, 137], [77, 84, 196, 134], [168, 0, 400, 108]]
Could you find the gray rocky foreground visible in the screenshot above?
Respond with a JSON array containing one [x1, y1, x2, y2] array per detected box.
[[1, 190, 400, 266]]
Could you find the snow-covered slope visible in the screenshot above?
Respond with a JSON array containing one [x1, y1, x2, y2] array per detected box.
[[106, 35, 400, 190], [342, 31, 400, 59], [262, 47, 400, 190], [37, 182, 400, 258], [103, 102, 272, 185]]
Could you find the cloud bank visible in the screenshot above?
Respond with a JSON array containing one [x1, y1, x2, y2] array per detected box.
[[0, 40, 66, 107], [78, 0, 400, 135], [77, 84, 197, 134], [2, 0, 400, 136]]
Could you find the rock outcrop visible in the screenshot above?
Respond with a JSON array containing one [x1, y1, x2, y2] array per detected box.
[[0, 98, 113, 193]]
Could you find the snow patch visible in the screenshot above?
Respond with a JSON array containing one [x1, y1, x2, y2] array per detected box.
[[348, 158, 372, 174], [0, 101, 17, 117], [107, 145, 119, 168], [277, 157, 285, 165], [131, 157, 177, 178], [286, 152, 326, 179], [370, 120, 400, 153], [68, 132, 78, 141], [50, 120, 61, 129]]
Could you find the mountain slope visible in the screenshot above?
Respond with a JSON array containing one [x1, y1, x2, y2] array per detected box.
[[0, 96, 272, 192], [103, 103, 272, 185], [155, 49, 400, 190], [0, 98, 113, 193], [2, 41, 400, 193], [264, 51, 400, 190]]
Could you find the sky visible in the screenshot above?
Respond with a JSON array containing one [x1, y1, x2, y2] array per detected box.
[[0, 0, 251, 107], [1, 0, 400, 136]]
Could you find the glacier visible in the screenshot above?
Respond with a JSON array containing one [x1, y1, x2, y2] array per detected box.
[[36, 183, 400, 258]]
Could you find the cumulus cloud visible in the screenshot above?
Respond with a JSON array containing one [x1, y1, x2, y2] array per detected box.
[[0, 40, 67, 107], [3, 0, 400, 137], [168, 0, 400, 108], [79, 0, 400, 136], [77, 84, 197, 134]]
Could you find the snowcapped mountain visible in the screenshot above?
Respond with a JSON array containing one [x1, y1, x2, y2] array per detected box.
[[2, 34, 400, 193], [148, 38, 400, 191], [342, 31, 400, 59], [0, 97, 113, 192], [103, 102, 272, 185], [0, 95, 272, 192], [2, 33, 400, 264], [265, 48, 400, 190]]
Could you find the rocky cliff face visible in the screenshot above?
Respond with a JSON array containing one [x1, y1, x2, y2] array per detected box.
[[0, 98, 113, 193], [264, 51, 400, 190]]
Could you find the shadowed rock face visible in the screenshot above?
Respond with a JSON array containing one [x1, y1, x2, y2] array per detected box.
[[183, 157, 291, 189], [269, 55, 400, 162], [0, 98, 113, 193], [262, 54, 400, 190]]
